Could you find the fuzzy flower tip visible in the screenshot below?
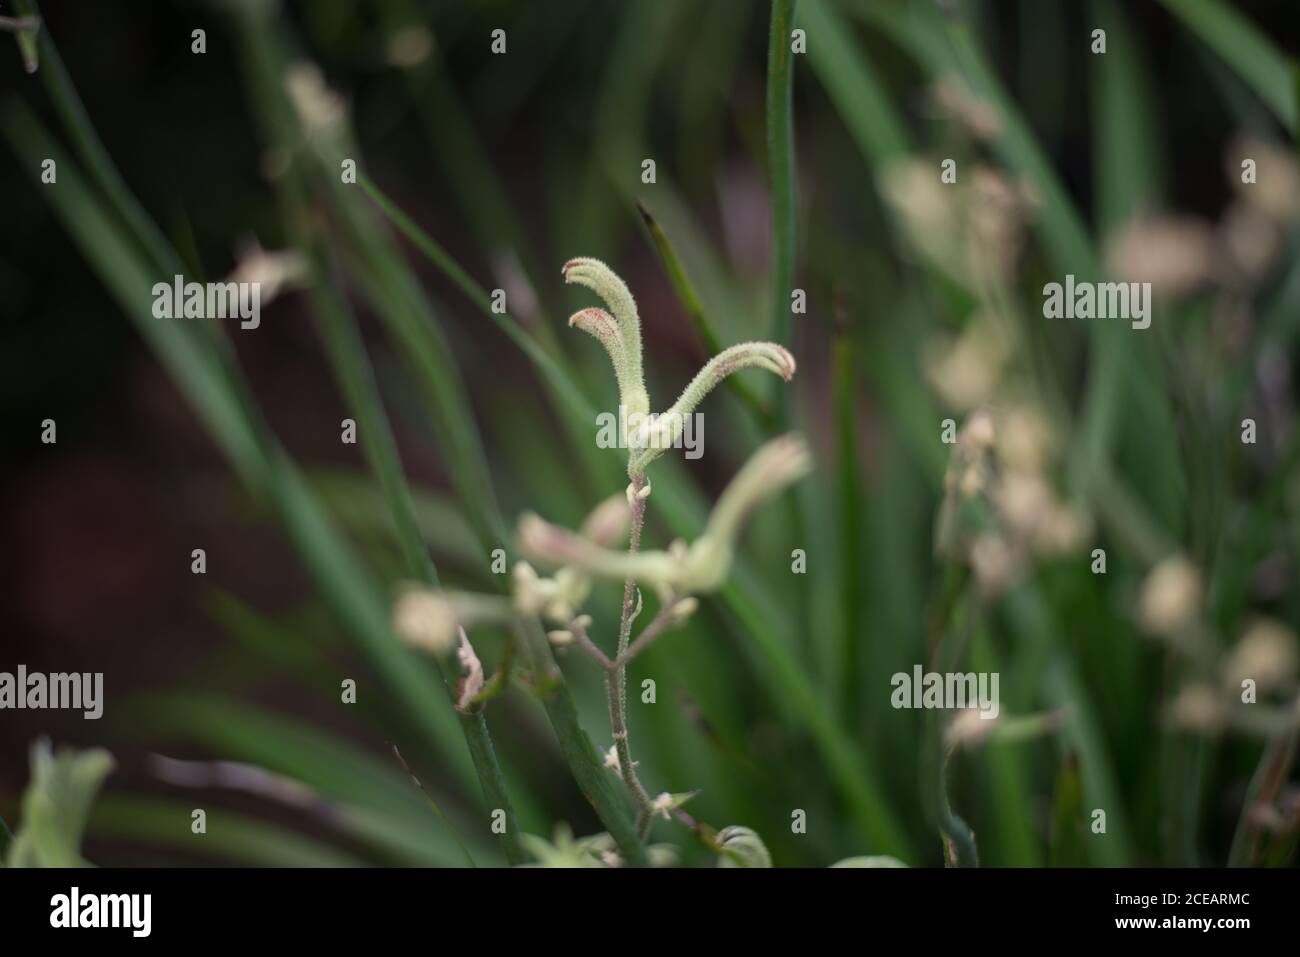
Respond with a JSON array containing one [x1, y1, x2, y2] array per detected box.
[[651, 792, 675, 820], [392, 588, 514, 657], [1137, 556, 1201, 638], [392, 591, 457, 656], [562, 258, 798, 475]]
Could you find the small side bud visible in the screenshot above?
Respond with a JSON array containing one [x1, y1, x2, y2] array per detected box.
[[581, 495, 630, 548], [667, 596, 699, 624], [392, 591, 457, 656], [1137, 556, 1201, 638], [393, 588, 513, 656], [631, 343, 796, 472], [715, 825, 773, 868]]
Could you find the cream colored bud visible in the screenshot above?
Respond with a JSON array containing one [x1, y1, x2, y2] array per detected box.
[[580, 494, 630, 549], [996, 405, 1055, 474], [393, 588, 514, 657], [945, 707, 999, 747], [392, 591, 457, 656], [1171, 683, 1227, 732], [1223, 619, 1297, 693], [1137, 556, 1201, 638], [924, 326, 1006, 411], [1032, 504, 1090, 555], [1105, 216, 1217, 298], [961, 409, 997, 450], [995, 472, 1052, 537], [546, 629, 574, 647], [227, 239, 307, 308], [668, 596, 700, 623], [284, 63, 346, 137], [651, 792, 675, 820], [511, 560, 549, 614]]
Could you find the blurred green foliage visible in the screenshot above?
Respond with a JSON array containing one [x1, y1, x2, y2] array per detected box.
[[2, 0, 1298, 867]]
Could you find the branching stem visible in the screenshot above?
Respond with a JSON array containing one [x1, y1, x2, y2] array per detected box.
[[607, 472, 655, 827]]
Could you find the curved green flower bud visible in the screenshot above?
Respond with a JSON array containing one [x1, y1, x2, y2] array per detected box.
[[630, 342, 795, 473], [563, 258, 648, 419], [518, 512, 681, 592], [516, 435, 811, 598], [714, 825, 772, 868], [685, 434, 812, 591]]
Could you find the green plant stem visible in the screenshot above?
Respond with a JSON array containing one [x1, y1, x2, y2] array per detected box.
[[512, 618, 650, 867], [305, 246, 526, 865], [1228, 720, 1299, 866], [346, 172, 650, 866], [924, 563, 980, 866], [766, 0, 799, 356], [224, 7, 527, 863], [392, 745, 477, 867], [610, 473, 656, 831]]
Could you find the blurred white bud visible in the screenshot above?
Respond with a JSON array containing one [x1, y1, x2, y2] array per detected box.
[[580, 494, 630, 549], [392, 590, 456, 655], [667, 596, 700, 624], [227, 238, 307, 308], [995, 472, 1053, 538], [1032, 503, 1090, 556], [923, 317, 1008, 411], [650, 792, 675, 820], [284, 63, 346, 138], [962, 408, 996, 450], [1105, 216, 1217, 298], [945, 706, 1000, 747], [1137, 556, 1201, 638], [1171, 683, 1227, 733], [393, 588, 514, 657], [996, 404, 1055, 475], [1223, 619, 1297, 694]]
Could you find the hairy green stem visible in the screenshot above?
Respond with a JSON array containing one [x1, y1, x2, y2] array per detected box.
[[609, 474, 655, 829]]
